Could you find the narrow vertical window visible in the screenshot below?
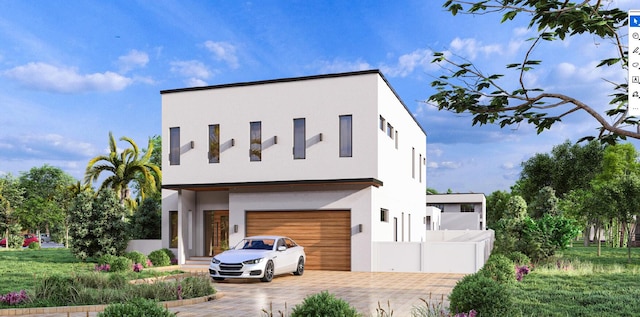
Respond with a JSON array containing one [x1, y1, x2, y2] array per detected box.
[[379, 116, 385, 131], [169, 211, 178, 248], [393, 217, 398, 242], [293, 118, 306, 159], [395, 131, 399, 149], [387, 123, 394, 139], [412, 147, 415, 178], [419, 154, 423, 182], [339, 115, 352, 157], [209, 124, 220, 163], [250, 121, 262, 161], [169, 127, 180, 165]]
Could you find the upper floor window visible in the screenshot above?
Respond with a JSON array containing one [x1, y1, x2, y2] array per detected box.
[[339, 115, 352, 157], [419, 154, 423, 183], [250, 121, 262, 161], [209, 124, 220, 163], [395, 130, 399, 149], [169, 127, 180, 165], [379, 115, 386, 131], [380, 208, 389, 222], [387, 123, 394, 139], [411, 147, 415, 179], [460, 204, 475, 212], [293, 118, 306, 159]]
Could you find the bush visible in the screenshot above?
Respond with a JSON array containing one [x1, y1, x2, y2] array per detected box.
[[178, 276, 215, 298], [480, 254, 516, 284], [6, 235, 23, 249], [507, 251, 531, 266], [98, 297, 175, 317], [98, 254, 117, 266], [161, 248, 176, 262], [33, 275, 78, 306], [98, 255, 132, 272], [148, 250, 171, 267], [27, 242, 40, 249], [449, 272, 512, 316], [291, 291, 361, 317], [125, 251, 149, 268]]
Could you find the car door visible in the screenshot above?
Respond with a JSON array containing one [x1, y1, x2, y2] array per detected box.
[[273, 238, 297, 274]]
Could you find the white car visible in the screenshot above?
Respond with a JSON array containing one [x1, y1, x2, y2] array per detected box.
[[209, 235, 305, 282]]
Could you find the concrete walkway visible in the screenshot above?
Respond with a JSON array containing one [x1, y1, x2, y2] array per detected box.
[[13, 271, 464, 317]]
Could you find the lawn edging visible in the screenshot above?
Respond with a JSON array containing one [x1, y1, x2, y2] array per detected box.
[[0, 293, 223, 316]]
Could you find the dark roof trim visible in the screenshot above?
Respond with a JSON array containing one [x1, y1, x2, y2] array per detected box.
[[162, 178, 383, 191], [160, 69, 427, 135]]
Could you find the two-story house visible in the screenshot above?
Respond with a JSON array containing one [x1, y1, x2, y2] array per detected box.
[[426, 193, 486, 230], [161, 70, 427, 272]]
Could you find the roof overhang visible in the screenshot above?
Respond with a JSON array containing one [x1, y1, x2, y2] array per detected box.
[[162, 178, 383, 192]]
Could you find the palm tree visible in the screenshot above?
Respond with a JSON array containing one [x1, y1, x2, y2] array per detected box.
[[84, 132, 162, 210]]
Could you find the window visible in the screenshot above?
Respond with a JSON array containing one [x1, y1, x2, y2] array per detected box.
[[461, 204, 475, 212], [379, 115, 386, 131], [426, 216, 432, 230], [419, 154, 422, 182], [169, 127, 180, 165], [395, 130, 399, 149], [250, 121, 261, 161], [380, 208, 389, 222], [339, 115, 352, 157], [387, 122, 394, 139], [170, 211, 178, 248], [293, 118, 306, 159], [411, 147, 415, 178], [209, 124, 220, 163], [393, 217, 398, 242]]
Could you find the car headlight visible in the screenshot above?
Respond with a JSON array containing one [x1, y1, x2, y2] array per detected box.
[[243, 258, 263, 265], [211, 257, 221, 264]]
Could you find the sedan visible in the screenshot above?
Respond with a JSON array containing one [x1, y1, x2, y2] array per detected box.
[[209, 235, 305, 282]]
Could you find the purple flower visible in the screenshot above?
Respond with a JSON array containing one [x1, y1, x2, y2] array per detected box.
[[176, 285, 183, 300], [171, 258, 178, 265], [133, 263, 143, 273], [0, 290, 29, 305], [146, 259, 153, 267], [95, 264, 111, 272], [516, 265, 530, 281]]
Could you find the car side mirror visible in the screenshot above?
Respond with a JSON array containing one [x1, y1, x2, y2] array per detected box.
[[277, 246, 287, 251]]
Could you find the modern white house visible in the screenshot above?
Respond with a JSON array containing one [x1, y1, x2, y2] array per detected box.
[[161, 70, 428, 272], [426, 193, 487, 230]]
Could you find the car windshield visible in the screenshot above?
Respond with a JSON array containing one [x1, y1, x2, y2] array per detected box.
[[234, 238, 275, 251]]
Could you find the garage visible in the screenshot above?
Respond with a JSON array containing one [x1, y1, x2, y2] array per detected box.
[[246, 210, 351, 271]]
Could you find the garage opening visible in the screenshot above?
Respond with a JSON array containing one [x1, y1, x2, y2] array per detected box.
[[246, 210, 351, 271]]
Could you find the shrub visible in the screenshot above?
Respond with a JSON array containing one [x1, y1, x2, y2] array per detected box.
[[110, 256, 133, 272], [97, 297, 175, 317], [27, 242, 40, 249], [178, 276, 215, 298], [33, 275, 78, 306], [98, 254, 117, 266], [291, 291, 361, 317], [6, 235, 23, 249], [149, 250, 171, 267], [480, 254, 516, 284], [507, 251, 531, 266], [125, 251, 149, 268], [161, 248, 176, 262], [448, 272, 512, 316]]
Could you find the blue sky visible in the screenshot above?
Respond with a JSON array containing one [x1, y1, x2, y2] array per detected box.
[[0, 1, 636, 194]]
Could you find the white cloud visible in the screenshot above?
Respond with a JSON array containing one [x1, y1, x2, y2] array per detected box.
[[3, 62, 133, 93], [204, 41, 239, 69], [381, 48, 433, 78], [186, 77, 207, 87], [117, 49, 149, 73], [449, 37, 502, 60], [313, 58, 372, 74], [170, 60, 211, 79]]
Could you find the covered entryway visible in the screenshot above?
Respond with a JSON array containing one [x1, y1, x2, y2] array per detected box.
[[204, 210, 229, 256], [246, 210, 351, 271]]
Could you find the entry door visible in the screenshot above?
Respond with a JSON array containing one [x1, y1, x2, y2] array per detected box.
[[204, 210, 229, 256]]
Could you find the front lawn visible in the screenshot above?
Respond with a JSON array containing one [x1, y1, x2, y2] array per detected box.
[[511, 245, 640, 316]]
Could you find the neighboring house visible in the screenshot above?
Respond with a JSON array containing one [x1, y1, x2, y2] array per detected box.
[[161, 70, 427, 272], [426, 193, 486, 230]]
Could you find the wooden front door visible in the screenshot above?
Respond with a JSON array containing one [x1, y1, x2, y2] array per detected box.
[[204, 210, 229, 256]]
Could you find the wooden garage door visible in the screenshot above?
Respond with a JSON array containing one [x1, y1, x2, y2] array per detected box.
[[246, 210, 351, 271]]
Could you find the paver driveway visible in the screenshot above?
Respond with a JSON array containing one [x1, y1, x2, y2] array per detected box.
[[171, 270, 465, 317], [14, 270, 464, 317]]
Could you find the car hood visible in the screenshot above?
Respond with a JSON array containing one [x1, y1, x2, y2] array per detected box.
[[214, 250, 272, 263]]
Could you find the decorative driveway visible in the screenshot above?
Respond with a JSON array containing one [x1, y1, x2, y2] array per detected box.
[[171, 271, 465, 316]]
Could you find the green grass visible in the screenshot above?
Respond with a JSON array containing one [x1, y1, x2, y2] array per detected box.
[[511, 245, 640, 316], [0, 248, 181, 295]]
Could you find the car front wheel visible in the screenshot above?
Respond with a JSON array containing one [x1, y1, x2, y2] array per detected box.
[[294, 257, 304, 276], [261, 260, 274, 282]]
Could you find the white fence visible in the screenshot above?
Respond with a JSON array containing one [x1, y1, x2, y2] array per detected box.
[[372, 230, 494, 274]]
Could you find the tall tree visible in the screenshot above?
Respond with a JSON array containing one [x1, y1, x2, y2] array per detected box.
[[514, 140, 604, 202], [486, 190, 512, 229], [85, 132, 161, 210], [529, 186, 559, 219], [132, 135, 162, 204], [430, 1, 633, 143], [0, 174, 24, 249], [16, 165, 75, 237]]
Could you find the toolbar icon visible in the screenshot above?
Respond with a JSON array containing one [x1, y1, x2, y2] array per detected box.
[[633, 16, 640, 27]]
